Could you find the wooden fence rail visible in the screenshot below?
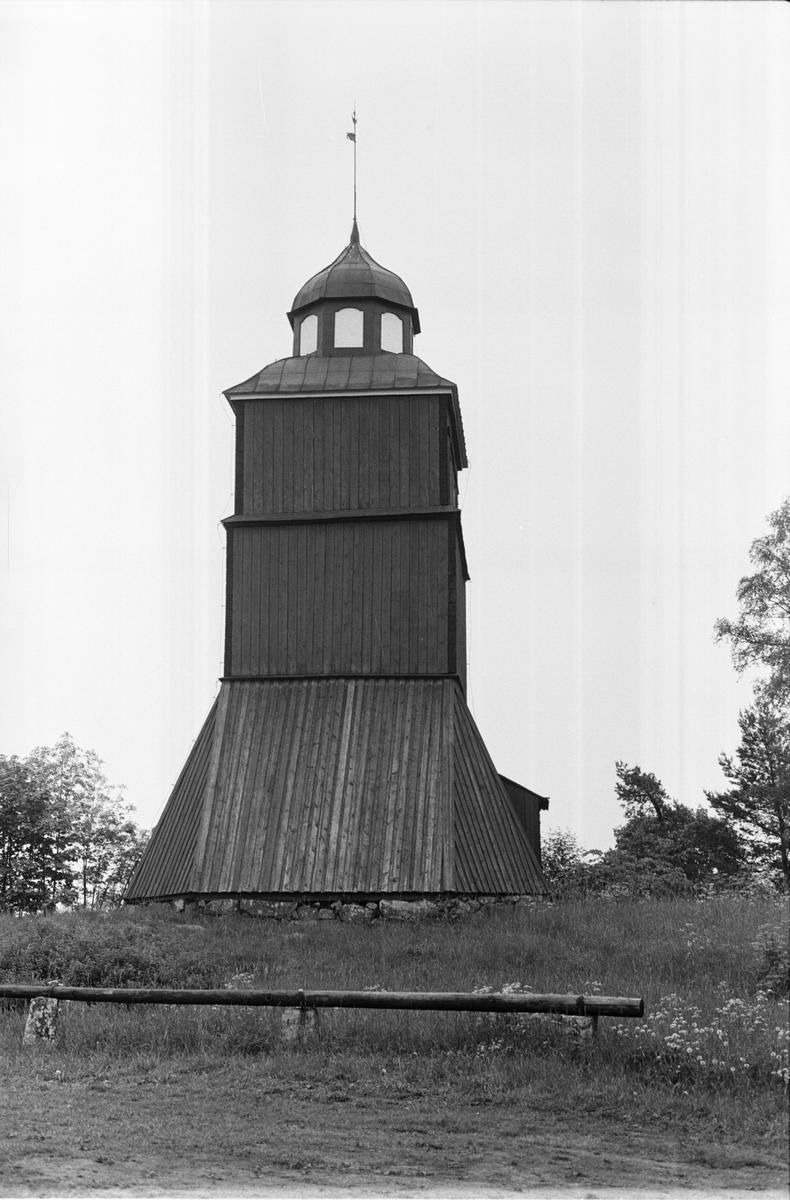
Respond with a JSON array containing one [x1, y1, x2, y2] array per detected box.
[[0, 984, 644, 1019]]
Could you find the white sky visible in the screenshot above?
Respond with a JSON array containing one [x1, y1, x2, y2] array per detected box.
[[1, 0, 788, 850]]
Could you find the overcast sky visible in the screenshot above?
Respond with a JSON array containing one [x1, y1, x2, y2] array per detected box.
[[1, 0, 788, 850]]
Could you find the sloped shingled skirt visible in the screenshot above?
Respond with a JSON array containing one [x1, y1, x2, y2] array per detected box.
[[126, 679, 544, 901]]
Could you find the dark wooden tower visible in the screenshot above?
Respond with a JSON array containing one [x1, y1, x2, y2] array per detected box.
[[127, 225, 546, 904]]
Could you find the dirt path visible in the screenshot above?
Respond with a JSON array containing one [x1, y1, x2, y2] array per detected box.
[[1, 1069, 786, 1197]]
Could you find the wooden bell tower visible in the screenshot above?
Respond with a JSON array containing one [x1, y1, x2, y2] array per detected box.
[[127, 225, 546, 904]]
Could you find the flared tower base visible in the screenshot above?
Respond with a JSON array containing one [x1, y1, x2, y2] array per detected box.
[[126, 678, 546, 904]]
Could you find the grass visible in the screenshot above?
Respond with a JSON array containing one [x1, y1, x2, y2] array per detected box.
[[1, 896, 788, 1193], [2, 892, 785, 993]]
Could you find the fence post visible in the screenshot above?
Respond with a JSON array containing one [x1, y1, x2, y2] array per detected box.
[[280, 1008, 320, 1044], [281, 990, 320, 1045], [23, 995, 59, 1046]]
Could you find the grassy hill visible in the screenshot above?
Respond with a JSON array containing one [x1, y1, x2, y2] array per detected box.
[[1, 896, 787, 1195]]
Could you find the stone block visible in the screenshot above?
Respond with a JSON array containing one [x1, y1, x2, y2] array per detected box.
[[379, 899, 442, 922], [296, 903, 320, 921], [317, 908, 336, 920], [338, 903, 372, 923], [23, 997, 59, 1046], [281, 1007, 320, 1045]]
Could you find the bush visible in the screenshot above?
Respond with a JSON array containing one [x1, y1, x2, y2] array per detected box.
[[540, 828, 602, 898], [0, 908, 225, 988]]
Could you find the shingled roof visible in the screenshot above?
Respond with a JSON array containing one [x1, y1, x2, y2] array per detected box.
[[225, 353, 451, 396], [224, 354, 467, 467]]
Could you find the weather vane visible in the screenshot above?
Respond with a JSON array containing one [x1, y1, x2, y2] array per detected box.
[[346, 109, 357, 226]]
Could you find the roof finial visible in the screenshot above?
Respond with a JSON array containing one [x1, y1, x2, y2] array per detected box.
[[346, 108, 358, 243]]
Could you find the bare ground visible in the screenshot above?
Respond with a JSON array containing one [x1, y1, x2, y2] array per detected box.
[[1, 1063, 786, 1198]]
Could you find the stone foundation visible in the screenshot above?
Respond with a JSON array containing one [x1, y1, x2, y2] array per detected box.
[[183, 894, 546, 922]]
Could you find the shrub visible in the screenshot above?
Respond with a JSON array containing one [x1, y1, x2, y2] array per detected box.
[[0, 908, 224, 988]]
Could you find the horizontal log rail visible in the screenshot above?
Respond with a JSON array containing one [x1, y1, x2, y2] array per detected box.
[[0, 984, 644, 1019]]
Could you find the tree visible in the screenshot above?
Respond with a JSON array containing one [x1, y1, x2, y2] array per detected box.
[[90, 820, 149, 908], [0, 734, 148, 913], [715, 497, 790, 700], [0, 755, 78, 912], [609, 804, 744, 889], [707, 694, 790, 888], [28, 734, 145, 908], [604, 763, 744, 892], [540, 767, 744, 899], [540, 828, 600, 895], [615, 763, 671, 823], [0, 756, 49, 912]]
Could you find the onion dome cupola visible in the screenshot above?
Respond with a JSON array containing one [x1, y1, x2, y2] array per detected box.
[[287, 221, 421, 358]]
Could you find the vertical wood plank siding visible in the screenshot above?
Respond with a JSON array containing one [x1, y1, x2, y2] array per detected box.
[[454, 524, 467, 694], [498, 777, 549, 866], [236, 396, 453, 514], [226, 519, 455, 678], [126, 679, 545, 901], [125, 355, 548, 903], [193, 679, 453, 895], [234, 405, 245, 515], [125, 702, 218, 901], [451, 693, 545, 895]]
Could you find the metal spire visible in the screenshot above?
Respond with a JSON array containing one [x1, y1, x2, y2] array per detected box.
[[346, 109, 358, 244]]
